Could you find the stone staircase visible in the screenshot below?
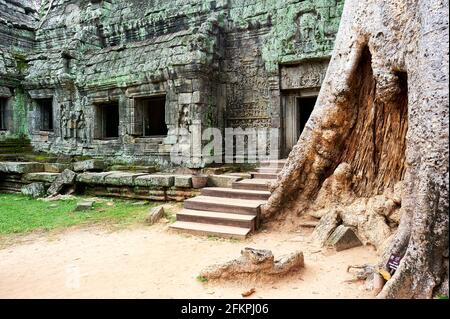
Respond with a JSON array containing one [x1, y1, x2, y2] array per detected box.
[[0, 138, 33, 161], [170, 159, 286, 239]]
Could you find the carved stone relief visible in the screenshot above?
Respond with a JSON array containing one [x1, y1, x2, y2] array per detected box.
[[280, 61, 329, 91]]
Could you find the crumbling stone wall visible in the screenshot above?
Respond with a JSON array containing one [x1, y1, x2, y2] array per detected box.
[[0, 0, 37, 139], [1, 0, 343, 167]]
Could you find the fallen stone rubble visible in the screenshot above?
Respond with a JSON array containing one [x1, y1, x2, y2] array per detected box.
[[200, 248, 304, 282]]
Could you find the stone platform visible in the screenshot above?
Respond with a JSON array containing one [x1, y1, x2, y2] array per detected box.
[[0, 161, 251, 202]]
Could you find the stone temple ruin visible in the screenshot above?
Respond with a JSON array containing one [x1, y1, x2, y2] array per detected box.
[[1, 0, 343, 166], [1, 0, 448, 299], [0, 0, 346, 238]]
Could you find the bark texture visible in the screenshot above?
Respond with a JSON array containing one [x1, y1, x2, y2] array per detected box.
[[266, 0, 449, 299]]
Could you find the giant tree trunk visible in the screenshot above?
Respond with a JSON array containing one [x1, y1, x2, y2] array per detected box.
[[266, 0, 449, 298]]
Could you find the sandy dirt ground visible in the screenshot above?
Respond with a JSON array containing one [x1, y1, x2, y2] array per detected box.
[[0, 221, 379, 299]]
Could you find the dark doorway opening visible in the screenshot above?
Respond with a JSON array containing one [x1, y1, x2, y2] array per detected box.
[[134, 96, 168, 137], [282, 92, 318, 158], [95, 102, 119, 139], [37, 98, 54, 131], [0, 98, 7, 130], [297, 96, 317, 135]]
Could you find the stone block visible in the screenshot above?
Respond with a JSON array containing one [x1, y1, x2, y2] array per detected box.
[[76, 172, 112, 184], [166, 189, 199, 201], [23, 172, 60, 183], [147, 189, 167, 201], [103, 172, 147, 186], [158, 144, 173, 153], [21, 182, 46, 198], [0, 162, 44, 174], [44, 163, 71, 173], [47, 169, 77, 196], [145, 206, 165, 225], [192, 91, 204, 104], [226, 172, 252, 179], [311, 210, 341, 246], [207, 175, 242, 188], [202, 166, 233, 175], [74, 200, 95, 212], [109, 165, 157, 174], [326, 225, 363, 251], [134, 175, 174, 188], [200, 248, 304, 281], [178, 93, 192, 105], [73, 160, 106, 172], [174, 175, 192, 188], [174, 78, 192, 92]]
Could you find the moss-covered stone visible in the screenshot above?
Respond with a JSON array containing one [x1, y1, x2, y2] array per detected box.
[[1, 0, 343, 167]]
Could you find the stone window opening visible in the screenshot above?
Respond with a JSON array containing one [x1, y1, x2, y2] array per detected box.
[[94, 101, 120, 140], [133, 96, 168, 137], [0, 98, 7, 131], [36, 98, 54, 132]]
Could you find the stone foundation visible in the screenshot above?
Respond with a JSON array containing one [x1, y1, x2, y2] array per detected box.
[[0, 161, 225, 201]]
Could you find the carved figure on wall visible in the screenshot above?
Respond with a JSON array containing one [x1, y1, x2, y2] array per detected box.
[[60, 104, 70, 139], [179, 105, 192, 130], [69, 112, 77, 138], [75, 109, 86, 142]]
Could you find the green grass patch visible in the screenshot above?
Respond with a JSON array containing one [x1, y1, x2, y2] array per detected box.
[[0, 194, 156, 235], [165, 213, 177, 224], [196, 275, 209, 283]]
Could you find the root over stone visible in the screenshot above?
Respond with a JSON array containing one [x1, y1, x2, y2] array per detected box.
[[265, 0, 449, 299]]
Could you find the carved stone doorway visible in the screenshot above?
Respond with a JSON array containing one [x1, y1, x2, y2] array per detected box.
[[282, 90, 318, 158]]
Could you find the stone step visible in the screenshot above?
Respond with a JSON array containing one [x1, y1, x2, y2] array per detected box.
[[184, 196, 265, 215], [250, 172, 278, 180], [256, 167, 282, 174], [176, 209, 256, 230], [0, 162, 45, 174], [260, 159, 287, 168], [232, 179, 271, 191], [170, 221, 251, 239], [201, 187, 271, 200]]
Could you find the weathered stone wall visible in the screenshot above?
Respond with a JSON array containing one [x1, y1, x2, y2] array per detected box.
[[223, 0, 343, 149], [1, 0, 343, 167], [0, 0, 37, 139], [21, 0, 226, 167]]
